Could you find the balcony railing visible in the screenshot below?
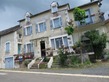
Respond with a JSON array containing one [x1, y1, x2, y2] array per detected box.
[[17, 38, 22, 42], [75, 12, 104, 27]]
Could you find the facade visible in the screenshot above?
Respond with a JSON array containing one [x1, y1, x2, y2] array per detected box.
[[0, 1, 108, 68], [0, 25, 22, 68]]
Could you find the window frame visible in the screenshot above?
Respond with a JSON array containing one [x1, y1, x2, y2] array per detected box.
[[36, 20, 46, 33], [5, 41, 11, 53], [49, 34, 69, 50], [50, 16, 62, 29], [24, 24, 32, 36], [24, 42, 33, 53]]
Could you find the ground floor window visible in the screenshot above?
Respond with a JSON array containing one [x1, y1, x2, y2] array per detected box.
[[50, 36, 68, 49], [24, 43, 33, 53]]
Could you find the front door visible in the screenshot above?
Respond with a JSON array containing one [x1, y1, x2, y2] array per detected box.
[[40, 41, 46, 57]]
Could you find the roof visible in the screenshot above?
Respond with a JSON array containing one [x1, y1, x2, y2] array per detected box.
[[69, 1, 99, 11], [18, 3, 70, 22], [0, 25, 21, 36]]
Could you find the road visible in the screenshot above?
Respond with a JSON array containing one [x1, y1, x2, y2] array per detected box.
[[0, 70, 109, 82]]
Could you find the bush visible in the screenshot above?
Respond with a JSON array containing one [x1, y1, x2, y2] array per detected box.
[[39, 62, 47, 69], [24, 59, 31, 67], [58, 49, 68, 67], [71, 55, 81, 65], [43, 57, 50, 62]]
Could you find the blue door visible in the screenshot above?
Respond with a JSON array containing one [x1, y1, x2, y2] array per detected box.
[[5, 57, 14, 68]]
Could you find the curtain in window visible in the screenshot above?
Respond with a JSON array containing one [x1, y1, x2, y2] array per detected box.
[[55, 37, 63, 49], [63, 36, 68, 47], [27, 26, 32, 35], [39, 22, 46, 32], [54, 18, 61, 28], [51, 39, 55, 49]]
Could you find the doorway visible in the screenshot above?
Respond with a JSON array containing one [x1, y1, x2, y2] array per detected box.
[[40, 41, 46, 57]]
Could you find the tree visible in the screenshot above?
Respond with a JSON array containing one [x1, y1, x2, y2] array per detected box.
[[84, 30, 107, 59], [73, 7, 86, 25]]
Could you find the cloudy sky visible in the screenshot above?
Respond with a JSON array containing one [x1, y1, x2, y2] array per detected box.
[[0, 0, 108, 31]]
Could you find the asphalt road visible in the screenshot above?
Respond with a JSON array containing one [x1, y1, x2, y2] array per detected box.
[[0, 71, 109, 82]]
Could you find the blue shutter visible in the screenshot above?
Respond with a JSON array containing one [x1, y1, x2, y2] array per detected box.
[[59, 17, 62, 26], [23, 28, 26, 36], [24, 45, 26, 53], [50, 20, 53, 30], [30, 26, 32, 34], [44, 22, 46, 31], [36, 24, 38, 33]]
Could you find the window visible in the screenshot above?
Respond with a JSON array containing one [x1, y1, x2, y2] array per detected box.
[[85, 9, 92, 24], [51, 17, 62, 29], [51, 6, 58, 13], [5, 42, 10, 53], [36, 22, 46, 33], [50, 36, 68, 49], [24, 26, 32, 36], [24, 43, 33, 53], [76, 9, 93, 26]]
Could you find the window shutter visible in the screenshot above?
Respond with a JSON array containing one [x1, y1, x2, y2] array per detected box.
[[23, 28, 26, 36], [50, 20, 53, 29], [59, 17, 62, 26], [24, 44, 26, 53], [30, 26, 32, 34], [44, 22, 46, 31], [36, 24, 38, 33]]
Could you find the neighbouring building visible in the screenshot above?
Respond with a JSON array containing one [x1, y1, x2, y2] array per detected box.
[[0, 1, 109, 68]]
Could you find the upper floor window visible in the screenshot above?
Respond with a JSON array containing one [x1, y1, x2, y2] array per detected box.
[[85, 9, 92, 24], [24, 43, 33, 53], [50, 16, 62, 29], [36, 22, 46, 33], [51, 2, 58, 13], [24, 26, 32, 36], [5, 42, 10, 53], [76, 9, 93, 26]]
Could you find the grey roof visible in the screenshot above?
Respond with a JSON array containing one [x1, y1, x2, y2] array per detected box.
[[0, 25, 21, 36]]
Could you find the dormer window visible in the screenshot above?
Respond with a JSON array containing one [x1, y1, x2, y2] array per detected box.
[[25, 12, 31, 23], [51, 2, 58, 13]]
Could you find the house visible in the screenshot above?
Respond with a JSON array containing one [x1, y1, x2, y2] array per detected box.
[[0, 1, 108, 68], [0, 25, 22, 68]]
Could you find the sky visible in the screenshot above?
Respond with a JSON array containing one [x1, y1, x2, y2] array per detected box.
[[0, 0, 109, 31]]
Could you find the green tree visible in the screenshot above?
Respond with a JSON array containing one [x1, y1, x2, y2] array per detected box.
[[73, 7, 86, 25], [84, 30, 107, 59]]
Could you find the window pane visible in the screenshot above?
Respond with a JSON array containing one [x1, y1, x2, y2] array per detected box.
[[51, 39, 55, 49], [39, 22, 46, 32], [27, 43, 33, 53], [27, 26, 32, 35], [55, 37, 63, 49], [85, 9, 92, 24], [6, 42, 10, 52], [53, 18, 61, 28], [63, 36, 68, 47], [52, 6, 58, 13]]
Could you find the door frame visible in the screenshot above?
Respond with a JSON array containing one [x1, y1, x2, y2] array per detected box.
[[40, 41, 46, 57]]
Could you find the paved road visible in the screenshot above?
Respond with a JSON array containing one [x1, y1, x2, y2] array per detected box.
[[0, 71, 109, 82]]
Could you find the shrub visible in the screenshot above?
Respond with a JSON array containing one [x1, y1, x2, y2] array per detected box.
[[24, 59, 31, 67], [58, 49, 68, 67], [43, 57, 50, 62], [39, 62, 47, 69], [71, 55, 81, 65]]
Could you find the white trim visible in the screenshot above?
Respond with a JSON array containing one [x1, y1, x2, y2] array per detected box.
[[24, 42, 33, 53], [24, 24, 32, 36], [50, 15, 62, 29], [49, 34, 68, 49], [36, 20, 46, 33]]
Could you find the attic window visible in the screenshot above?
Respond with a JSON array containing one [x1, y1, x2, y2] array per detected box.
[[51, 2, 58, 13]]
